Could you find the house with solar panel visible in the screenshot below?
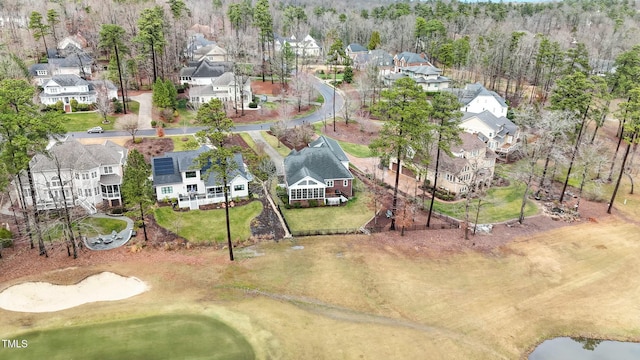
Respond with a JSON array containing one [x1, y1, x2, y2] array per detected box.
[[19, 139, 128, 214], [283, 136, 354, 207], [151, 146, 252, 210]]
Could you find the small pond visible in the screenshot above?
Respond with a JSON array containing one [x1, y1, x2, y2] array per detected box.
[[529, 337, 640, 360]]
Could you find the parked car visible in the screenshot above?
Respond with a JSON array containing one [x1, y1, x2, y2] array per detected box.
[[87, 126, 104, 134]]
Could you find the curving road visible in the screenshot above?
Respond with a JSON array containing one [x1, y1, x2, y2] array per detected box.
[[71, 77, 344, 139]]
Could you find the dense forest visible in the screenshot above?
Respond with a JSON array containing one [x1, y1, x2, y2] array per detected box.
[[1, 0, 638, 106]]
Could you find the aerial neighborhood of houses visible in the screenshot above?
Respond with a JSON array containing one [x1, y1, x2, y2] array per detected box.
[[0, 0, 536, 256], [12, 20, 523, 222]]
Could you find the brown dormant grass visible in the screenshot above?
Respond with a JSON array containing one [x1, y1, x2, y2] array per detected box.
[[1, 217, 640, 359]]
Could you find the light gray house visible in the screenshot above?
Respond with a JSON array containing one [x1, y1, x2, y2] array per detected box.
[[151, 146, 252, 210], [21, 140, 128, 214], [284, 136, 354, 206], [383, 65, 450, 91], [460, 110, 520, 157], [179, 59, 233, 86], [444, 83, 509, 118]]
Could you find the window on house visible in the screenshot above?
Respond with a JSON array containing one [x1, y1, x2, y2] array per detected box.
[[103, 166, 113, 174], [326, 180, 334, 187], [82, 173, 89, 180], [187, 184, 198, 193], [94, 187, 99, 195], [75, 173, 79, 180], [91, 171, 97, 178], [36, 70, 47, 75], [161, 186, 173, 194], [185, 171, 197, 178], [343, 180, 348, 187], [49, 87, 59, 93], [84, 189, 91, 197], [234, 184, 244, 191], [51, 179, 61, 187]]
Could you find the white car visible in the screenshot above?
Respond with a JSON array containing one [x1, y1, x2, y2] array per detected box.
[[87, 126, 104, 134]]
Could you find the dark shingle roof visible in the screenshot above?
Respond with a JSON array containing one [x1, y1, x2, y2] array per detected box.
[[347, 43, 368, 53], [49, 74, 90, 87], [395, 52, 429, 64], [152, 146, 249, 187], [309, 136, 349, 163], [284, 146, 353, 186], [180, 60, 233, 79]]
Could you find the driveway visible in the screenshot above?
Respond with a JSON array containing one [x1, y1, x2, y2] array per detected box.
[[130, 93, 153, 130]]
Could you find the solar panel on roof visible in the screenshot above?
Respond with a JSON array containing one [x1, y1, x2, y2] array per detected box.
[[154, 157, 175, 175]]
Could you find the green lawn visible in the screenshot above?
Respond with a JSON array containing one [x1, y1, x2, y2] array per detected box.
[[62, 101, 139, 133], [260, 131, 291, 157], [430, 182, 538, 223], [168, 135, 198, 151], [2, 314, 253, 360], [127, 101, 140, 114], [154, 201, 263, 243], [312, 122, 371, 158], [44, 217, 128, 241], [280, 184, 373, 233], [239, 133, 258, 152], [317, 73, 345, 81], [63, 112, 116, 132]]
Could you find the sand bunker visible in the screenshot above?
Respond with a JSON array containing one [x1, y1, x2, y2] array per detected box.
[[0, 272, 148, 313]]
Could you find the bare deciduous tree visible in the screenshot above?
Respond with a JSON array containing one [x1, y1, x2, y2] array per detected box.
[[117, 114, 139, 142]]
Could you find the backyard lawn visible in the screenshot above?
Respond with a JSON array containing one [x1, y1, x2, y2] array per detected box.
[[3, 314, 253, 360], [280, 185, 373, 233], [44, 217, 128, 241], [430, 182, 538, 223], [154, 201, 262, 243], [312, 122, 371, 158]]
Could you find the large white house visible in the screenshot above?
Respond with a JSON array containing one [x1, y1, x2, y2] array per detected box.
[[40, 74, 117, 110], [460, 111, 520, 158], [188, 72, 252, 108], [29, 52, 93, 86], [151, 147, 252, 210], [383, 65, 450, 92], [444, 83, 508, 118], [179, 60, 233, 86], [20, 140, 128, 214], [274, 34, 322, 57]]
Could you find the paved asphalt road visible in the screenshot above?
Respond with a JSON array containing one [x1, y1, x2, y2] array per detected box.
[[71, 77, 344, 139]]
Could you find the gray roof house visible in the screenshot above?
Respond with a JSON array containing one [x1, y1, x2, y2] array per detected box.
[[346, 43, 368, 60], [179, 59, 233, 85], [29, 52, 93, 85], [151, 146, 251, 209], [460, 110, 520, 157], [188, 71, 252, 108], [444, 83, 508, 118], [393, 51, 430, 69], [20, 140, 128, 213], [352, 49, 394, 70], [39, 74, 118, 110], [384, 65, 450, 91], [284, 136, 354, 206]]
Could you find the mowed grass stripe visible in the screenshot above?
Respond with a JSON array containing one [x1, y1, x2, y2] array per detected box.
[[2, 314, 254, 360]]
